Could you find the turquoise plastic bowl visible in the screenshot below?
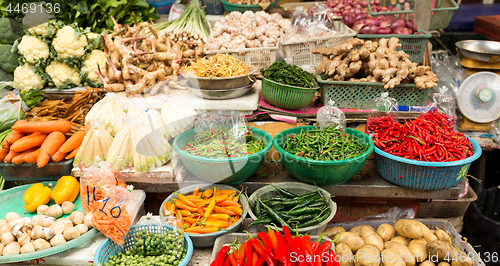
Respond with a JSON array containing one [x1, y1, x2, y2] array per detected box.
[[221, 0, 279, 12], [94, 224, 193, 266], [274, 126, 374, 186], [373, 136, 482, 190], [173, 127, 272, 184]]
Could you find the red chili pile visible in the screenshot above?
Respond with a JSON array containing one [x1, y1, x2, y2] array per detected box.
[[368, 110, 473, 162], [211, 225, 338, 266]]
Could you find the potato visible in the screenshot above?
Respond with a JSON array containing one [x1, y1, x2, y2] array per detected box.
[[355, 245, 380, 266], [451, 253, 473, 266], [408, 239, 428, 262], [335, 232, 365, 253], [437, 263, 451, 266], [426, 240, 457, 262], [381, 249, 406, 266], [435, 229, 452, 244], [362, 232, 384, 252], [351, 225, 375, 236], [395, 219, 426, 239], [377, 223, 396, 242], [336, 243, 354, 266], [359, 226, 376, 238], [420, 260, 436, 266], [384, 241, 416, 266], [323, 226, 346, 240], [391, 236, 410, 246], [423, 232, 438, 242]]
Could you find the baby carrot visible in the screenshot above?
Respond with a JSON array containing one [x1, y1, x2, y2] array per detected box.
[[13, 120, 72, 134], [0, 148, 8, 162], [58, 130, 86, 153], [3, 130, 25, 149], [10, 133, 47, 152], [65, 145, 80, 160], [23, 148, 41, 164], [4, 150, 18, 163], [11, 148, 37, 164], [37, 131, 65, 168]]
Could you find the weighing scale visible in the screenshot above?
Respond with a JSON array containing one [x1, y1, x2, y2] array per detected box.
[[456, 71, 500, 131]]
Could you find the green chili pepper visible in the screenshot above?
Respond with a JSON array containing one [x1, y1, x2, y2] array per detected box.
[[259, 199, 291, 228]]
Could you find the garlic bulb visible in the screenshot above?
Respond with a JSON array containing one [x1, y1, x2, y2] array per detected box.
[[161, 102, 197, 140]]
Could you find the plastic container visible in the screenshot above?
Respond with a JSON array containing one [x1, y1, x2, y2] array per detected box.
[[317, 74, 431, 109], [282, 21, 357, 67], [160, 183, 249, 248], [94, 223, 193, 266], [210, 233, 335, 262], [0, 159, 73, 181], [329, 219, 485, 266], [204, 40, 280, 69], [356, 30, 431, 63], [261, 77, 318, 110], [274, 126, 373, 186], [203, 0, 224, 15], [367, 0, 459, 30], [147, 0, 175, 14], [172, 127, 272, 184], [373, 137, 482, 190], [248, 182, 337, 235], [221, 0, 279, 13], [417, 188, 478, 218]]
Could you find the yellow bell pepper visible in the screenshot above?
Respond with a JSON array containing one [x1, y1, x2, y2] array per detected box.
[[23, 183, 52, 213], [51, 176, 80, 205]]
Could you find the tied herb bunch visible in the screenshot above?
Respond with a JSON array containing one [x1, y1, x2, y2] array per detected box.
[[261, 61, 316, 88]]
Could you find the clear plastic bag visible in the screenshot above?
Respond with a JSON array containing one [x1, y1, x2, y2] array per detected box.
[[366, 92, 399, 134], [427, 87, 456, 129], [431, 51, 468, 96], [0, 96, 25, 132], [357, 207, 416, 221], [194, 110, 249, 141], [74, 121, 114, 167], [316, 100, 346, 131], [284, 3, 337, 42], [85, 93, 127, 137]]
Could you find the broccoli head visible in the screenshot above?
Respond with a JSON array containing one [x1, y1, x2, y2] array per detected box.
[[0, 68, 13, 82], [0, 18, 23, 44], [0, 44, 19, 72]]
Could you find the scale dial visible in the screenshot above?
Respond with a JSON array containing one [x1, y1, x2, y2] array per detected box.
[[457, 72, 500, 123]]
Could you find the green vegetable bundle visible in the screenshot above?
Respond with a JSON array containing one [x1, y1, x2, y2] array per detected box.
[[260, 61, 316, 88], [0, 18, 23, 83]]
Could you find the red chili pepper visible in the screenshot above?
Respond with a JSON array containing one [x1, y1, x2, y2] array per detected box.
[[249, 238, 275, 266], [229, 253, 238, 266], [277, 231, 291, 266], [216, 246, 231, 266], [330, 250, 340, 266], [235, 243, 246, 266], [224, 257, 231, 266], [195, 152, 201, 156], [314, 241, 332, 266], [268, 229, 286, 264], [182, 147, 186, 151], [257, 232, 277, 261], [211, 128, 215, 135], [293, 236, 307, 266], [301, 235, 315, 266], [244, 240, 253, 266]]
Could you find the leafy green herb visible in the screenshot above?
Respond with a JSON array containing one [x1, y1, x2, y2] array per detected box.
[[261, 61, 316, 88]]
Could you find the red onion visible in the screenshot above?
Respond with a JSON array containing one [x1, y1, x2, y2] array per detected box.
[[364, 16, 380, 26], [375, 0, 380, 5], [337, 3, 344, 8], [354, 8, 362, 15], [360, 25, 379, 34], [359, 1, 368, 7], [355, 13, 367, 21], [353, 21, 365, 32], [379, 20, 391, 28], [343, 0, 352, 5], [390, 19, 405, 31], [370, 0, 375, 5], [405, 19, 417, 33], [377, 15, 385, 20], [332, 7, 340, 12], [393, 26, 411, 35], [385, 16, 394, 23], [342, 13, 356, 27], [378, 28, 391, 34]]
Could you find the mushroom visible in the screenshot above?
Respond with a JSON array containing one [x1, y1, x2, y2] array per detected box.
[[11, 224, 23, 237], [42, 227, 55, 240], [63, 227, 80, 241], [34, 239, 51, 251], [37, 205, 49, 215], [45, 204, 63, 218], [75, 224, 88, 235], [20, 242, 35, 254], [22, 217, 32, 226], [1, 232, 15, 245], [0, 243, 3, 255], [30, 225, 55, 240], [50, 221, 66, 235], [62, 202, 75, 215], [84, 213, 94, 228], [58, 218, 73, 229], [17, 233, 31, 246], [5, 212, 22, 222], [50, 234, 66, 246], [42, 217, 57, 227], [0, 224, 11, 235], [32, 215, 47, 226], [0, 219, 7, 227], [69, 211, 85, 225], [2, 242, 20, 256]]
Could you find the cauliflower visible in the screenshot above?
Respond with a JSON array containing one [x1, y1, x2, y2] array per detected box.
[[86, 32, 102, 50], [13, 64, 45, 91], [18, 35, 50, 64], [52, 26, 88, 60], [28, 24, 50, 37], [81, 50, 106, 85], [46, 60, 81, 88]]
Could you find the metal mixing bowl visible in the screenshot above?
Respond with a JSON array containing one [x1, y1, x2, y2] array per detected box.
[[184, 65, 258, 90], [189, 81, 255, 100], [456, 40, 500, 63]]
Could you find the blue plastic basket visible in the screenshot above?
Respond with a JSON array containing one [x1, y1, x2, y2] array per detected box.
[[94, 224, 193, 266], [373, 137, 482, 190]]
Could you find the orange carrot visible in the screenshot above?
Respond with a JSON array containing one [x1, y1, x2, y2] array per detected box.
[[51, 151, 68, 162], [23, 148, 41, 164], [0, 148, 9, 161], [58, 130, 86, 153], [10, 133, 47, 152], [11, 148, 38, 164], [4, 150, 18, 163], [2, 130, 25, 149], [65, 145, 80, 160], [37, 131, 66, 168], [13, 120, 72, 134]]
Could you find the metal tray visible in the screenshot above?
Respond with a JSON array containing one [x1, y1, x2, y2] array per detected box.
[[456, 40, 500, 63], [0, 159, 74, 181], [184, 65, 258, 90], [189, 81, 255, 100]]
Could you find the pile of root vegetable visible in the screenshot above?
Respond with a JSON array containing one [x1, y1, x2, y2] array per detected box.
[[98, 18, 204, 95], [314, 37, 437, 89]]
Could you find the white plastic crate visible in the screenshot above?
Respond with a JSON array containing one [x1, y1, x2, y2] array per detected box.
[[282, 21, 357, 66], [204, 40, 280, 69]]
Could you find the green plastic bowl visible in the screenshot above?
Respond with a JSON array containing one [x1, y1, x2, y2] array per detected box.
[[221, 0, 279, 12], [173, 127, 272, 183], [274, 126, 374, 186]]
